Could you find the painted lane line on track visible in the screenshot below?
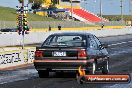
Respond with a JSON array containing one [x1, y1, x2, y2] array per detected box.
[[108, 40, 132, 56], [108, 40, 132, 47], [110, 51, 128, 56]]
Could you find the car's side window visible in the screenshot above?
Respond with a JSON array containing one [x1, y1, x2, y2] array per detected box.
[[89, 36, 98, 50], [93, 35, 102, 46], [44, 36, 55, 45]]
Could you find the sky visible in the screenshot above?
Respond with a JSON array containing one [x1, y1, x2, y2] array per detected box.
[[0, 0, 131, 15], [81, 0, 132, 15]]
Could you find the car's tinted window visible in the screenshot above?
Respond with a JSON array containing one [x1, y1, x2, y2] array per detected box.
[[42, 35, 86, 47], [89, 38, 98, 49], [89, 35, 98, 49], [44, 36, 53, 45], [93, 35, 102, 46]]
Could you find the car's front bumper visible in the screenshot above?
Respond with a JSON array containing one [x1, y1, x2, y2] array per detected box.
[[34, 59, 94, 71]]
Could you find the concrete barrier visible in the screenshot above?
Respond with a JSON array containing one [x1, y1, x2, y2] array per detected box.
[[28, 48, 36, 64], [0, 27, 132, 47], [0, 47, 36, 70]]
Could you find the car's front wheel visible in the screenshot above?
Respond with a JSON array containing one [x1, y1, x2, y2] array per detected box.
[[102, 60, 109, 74], [92, 62, 96, 74], [38, 70, 49, 78]]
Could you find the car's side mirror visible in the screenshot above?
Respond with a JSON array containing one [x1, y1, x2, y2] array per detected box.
[[99, 43, 108, 49]]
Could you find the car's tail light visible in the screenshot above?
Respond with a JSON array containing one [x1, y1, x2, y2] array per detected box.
[[78, 49, 87, 58], [35, 50, 43, 57]]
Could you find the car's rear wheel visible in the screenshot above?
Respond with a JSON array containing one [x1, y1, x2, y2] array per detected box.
[[38, 70, 49, 78], [102, 60, 109, 74], [86, 62, 96, 74], [85, 62, 96, 74]]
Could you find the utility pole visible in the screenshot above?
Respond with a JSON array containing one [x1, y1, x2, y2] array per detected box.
[[93, 0, 96, 14], [120, 0, 123, 23], [100, 0, 103, 28], [129, 0, 132, 26], [71, 0, 73, 20], [100, 0, 102, 18], [129, 0, 132, 15]]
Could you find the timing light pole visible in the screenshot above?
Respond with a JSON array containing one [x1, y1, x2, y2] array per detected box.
[[100, 0, 103, 28], [22, 0, 25, 49], [17, 0, 29, 49]]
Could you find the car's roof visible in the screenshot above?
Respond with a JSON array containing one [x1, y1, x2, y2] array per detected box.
[[51, 32, 93, 36]]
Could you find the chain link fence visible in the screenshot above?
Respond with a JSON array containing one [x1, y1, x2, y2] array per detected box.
[[95, 21, 127, 26], [29, 21, 92, 28], [0, 21, 128, 29], [0, 21, 17, 29], [0, 21, 92, 29]]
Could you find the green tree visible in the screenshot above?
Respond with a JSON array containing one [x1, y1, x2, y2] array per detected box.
[[29, 0, 44, 10], [18, 0, 45, 4], [18, 0, 22, 3], [28, 0, 44, 4], [31, 3, 41, 10], [18, 0, 58, 11], [49, 0, 57, 8], [28, 0, 57, 8], [28, 0, 44, 11]]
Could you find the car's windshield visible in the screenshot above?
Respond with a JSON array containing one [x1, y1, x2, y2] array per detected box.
[[42, 35, 86, 47]]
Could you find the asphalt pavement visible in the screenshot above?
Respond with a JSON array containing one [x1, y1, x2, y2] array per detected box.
[[0, 34, 132, 88]]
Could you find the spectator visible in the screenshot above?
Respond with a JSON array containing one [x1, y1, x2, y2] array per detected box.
[[58, 24, 61, 30], [101, 24, 104, 28], [49, 25, 51, 31]]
